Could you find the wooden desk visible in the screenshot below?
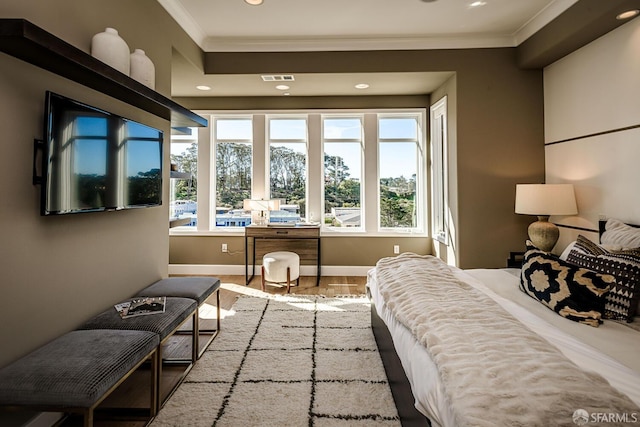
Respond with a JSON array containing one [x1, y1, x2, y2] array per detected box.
[[245, 225, 321, 286]]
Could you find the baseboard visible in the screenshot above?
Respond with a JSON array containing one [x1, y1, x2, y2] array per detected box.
[[168, 264, 373, 277]]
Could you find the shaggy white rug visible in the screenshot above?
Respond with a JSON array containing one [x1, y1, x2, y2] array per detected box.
[[151, 295, 400, 426]]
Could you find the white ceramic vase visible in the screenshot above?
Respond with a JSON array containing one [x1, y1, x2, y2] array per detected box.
[[91, 27, 130, 75], [130, 49, 155, 89]]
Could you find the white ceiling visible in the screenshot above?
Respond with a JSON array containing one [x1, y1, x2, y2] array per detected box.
[[160, 0, 579, 97]]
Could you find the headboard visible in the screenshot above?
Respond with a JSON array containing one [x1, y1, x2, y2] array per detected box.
[[598, 219, 640, 240]]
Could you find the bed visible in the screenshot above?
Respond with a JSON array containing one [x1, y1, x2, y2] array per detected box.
[[368, 219, 640, 427]]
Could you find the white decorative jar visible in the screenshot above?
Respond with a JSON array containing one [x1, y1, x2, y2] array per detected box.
[[130, 49, 155, 89], [91, 27, 130, 75]]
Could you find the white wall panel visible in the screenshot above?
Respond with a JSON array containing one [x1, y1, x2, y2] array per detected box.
[[546, 128, 640, 227], [544, 18, 640, 143], [544, 17, 640, 252]]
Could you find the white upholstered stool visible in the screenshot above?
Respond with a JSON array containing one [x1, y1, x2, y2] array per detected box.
[[261, 251, 300, 293]]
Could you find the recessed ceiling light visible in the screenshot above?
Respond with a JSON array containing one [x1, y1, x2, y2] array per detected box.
[[283, 92, 291, 96], [245, 0, 263, 5], [617, 9, 639, 20], [196, 85, 211, 91], [470, 1, 486, 7], [275, 85, 290, 90], [355, 83, 369, 89]]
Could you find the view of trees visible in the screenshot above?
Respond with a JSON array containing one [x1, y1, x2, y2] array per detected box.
[[270, 146, 306, 215], [379, 175, 416, 228], [217, 142, 251, 209], [171, 141, 416, 227], [170, 142, 197, 202], [324, 154, 360, 214]]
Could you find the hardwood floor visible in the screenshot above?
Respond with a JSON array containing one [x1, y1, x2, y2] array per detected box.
[[58, 275, 367, 426], [216, 274, 367, 310]]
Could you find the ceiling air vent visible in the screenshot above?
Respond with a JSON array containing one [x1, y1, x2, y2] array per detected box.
[[261, 75, 295, 82]]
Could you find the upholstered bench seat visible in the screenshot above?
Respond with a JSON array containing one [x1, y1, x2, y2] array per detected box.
[[0, 329, 158, 427], [137, 277, 221, 305], [77, 297, 198, 408], [78, 297, 197, 342], [136, 277, 221, 358]]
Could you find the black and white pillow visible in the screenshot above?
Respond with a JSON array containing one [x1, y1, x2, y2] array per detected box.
[[520, 241, 614, 327], [567, 235, 640, 322]]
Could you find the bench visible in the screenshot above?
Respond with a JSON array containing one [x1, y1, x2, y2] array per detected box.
[[135, 276, 221, 359], [0, 278, 221, 425], [0, 329, 159, 427], [77, 296, 198, 408]]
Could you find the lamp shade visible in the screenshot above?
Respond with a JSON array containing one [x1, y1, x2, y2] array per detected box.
[[515, 184, 577, 216], [243, 199, 281, 211]]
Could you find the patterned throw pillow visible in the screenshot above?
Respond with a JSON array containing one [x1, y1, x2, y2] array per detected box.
[[567, 235, 640, 322], [520, 241, 614, 327]]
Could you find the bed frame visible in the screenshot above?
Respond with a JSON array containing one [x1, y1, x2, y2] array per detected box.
[[371, 304, 431, 427]]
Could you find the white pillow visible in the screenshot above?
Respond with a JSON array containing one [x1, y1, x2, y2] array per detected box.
[[559, 240, 576, 261], [601, 218, 640, 250]]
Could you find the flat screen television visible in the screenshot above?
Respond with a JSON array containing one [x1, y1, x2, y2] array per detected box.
[[40, 91, 163, 215]]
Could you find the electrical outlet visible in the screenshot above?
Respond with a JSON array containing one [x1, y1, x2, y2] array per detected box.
[[393, 245, 400, 254], [222, 243, 228, 253]]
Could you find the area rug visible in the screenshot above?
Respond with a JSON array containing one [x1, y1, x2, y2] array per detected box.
[[150, 295, 400, 426]]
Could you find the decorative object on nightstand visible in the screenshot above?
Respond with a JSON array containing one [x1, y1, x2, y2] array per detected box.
[[243, 199, 280, 225], [515, 183, 577, 252]]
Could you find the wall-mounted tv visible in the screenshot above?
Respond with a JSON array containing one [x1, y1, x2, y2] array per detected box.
[[40, 91, 163, 216]]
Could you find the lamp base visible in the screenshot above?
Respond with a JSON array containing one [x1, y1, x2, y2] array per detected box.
[[528, 216, 559, 252]]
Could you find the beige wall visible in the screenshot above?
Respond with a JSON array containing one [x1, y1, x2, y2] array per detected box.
[[544, 18, 640, 252], [0, 0, 198, 367], [173, 48, 545, 269]]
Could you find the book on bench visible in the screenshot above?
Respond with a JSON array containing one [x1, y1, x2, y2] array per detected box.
[[114, 296, 166, 319]]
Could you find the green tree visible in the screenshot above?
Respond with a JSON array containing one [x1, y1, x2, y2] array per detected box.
[[270, 146, 306, 215], [379, 174, 416, 228], [216, 142, 252, 208], [170, 142, 197, 201]]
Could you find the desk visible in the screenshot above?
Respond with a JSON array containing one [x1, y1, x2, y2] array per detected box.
[[245, 225, 321, 286]]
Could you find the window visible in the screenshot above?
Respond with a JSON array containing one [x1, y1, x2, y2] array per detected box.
[[322, 116, 363, 229], [214, 118, 253, 227], [169, 109, 427, 236], [268, 117, 307, 224], [169, 128, 197, 227], [430, 97, 448, 242], [378, 115, 424, 231]]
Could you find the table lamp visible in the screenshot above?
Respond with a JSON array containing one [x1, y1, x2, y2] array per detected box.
[[243, 199, 280, 225], [515, 184, 577, 252]]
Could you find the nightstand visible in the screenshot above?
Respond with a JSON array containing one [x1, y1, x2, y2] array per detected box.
[[507, 251, 525, 268]]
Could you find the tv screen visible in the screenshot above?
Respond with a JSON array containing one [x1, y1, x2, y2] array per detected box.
[[41, 91, 163, 215]]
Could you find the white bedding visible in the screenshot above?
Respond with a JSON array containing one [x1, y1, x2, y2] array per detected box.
[[368, 263, 640, 427]]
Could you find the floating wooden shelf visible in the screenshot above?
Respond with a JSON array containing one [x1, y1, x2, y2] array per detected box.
[[0, 19, 207, 128]]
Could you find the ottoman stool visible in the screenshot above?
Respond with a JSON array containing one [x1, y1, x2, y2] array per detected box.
[[262, 251, 300, 293]]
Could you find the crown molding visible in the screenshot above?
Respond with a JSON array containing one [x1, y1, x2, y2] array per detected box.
[[157, 0, 207, 48], [201, 34, 517, 53]]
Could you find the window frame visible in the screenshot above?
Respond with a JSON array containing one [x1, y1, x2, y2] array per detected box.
[[430, 97, 448, 244], [376, 112, 426, 234], [169, 109, 428, 238], [321, 114, 364, 231]]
